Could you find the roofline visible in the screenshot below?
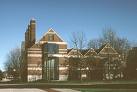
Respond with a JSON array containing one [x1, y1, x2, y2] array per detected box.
[[43, 28, 66, 42], [67, 48, 83, 56], [39, 41, 67, 44], [98, 43, 118, 55], [84, 48, 97, 56]]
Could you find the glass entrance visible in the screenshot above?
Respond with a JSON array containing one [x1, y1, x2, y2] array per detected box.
[[44, 58, 59, 80], [43, 43, 59, 80], [47, 58, 57, 80]]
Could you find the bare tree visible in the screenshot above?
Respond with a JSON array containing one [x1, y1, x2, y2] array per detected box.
[[0, 70, 3, 80], [88, 28, 131, 54], [69, 31, 87, 80], [125, 47, 137, 80], [71, 31, 87, 49], [4, 47, 22, 80], [88, 39, 100, 49], [87, 28, 131, 80], [102, 28, 117, 46]]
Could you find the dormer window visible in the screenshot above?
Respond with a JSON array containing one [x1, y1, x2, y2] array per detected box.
[[48, 34, 54, 41]]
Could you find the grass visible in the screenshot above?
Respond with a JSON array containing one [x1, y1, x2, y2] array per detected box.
[[30, 79, 137, 85], [1, 79, 137, 84], [76, 88, 137, 92]]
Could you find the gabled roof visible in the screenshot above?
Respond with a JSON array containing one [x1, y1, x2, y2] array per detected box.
[[39, 28, 65, 42], [84, 48, 98, 56], [98, 43, 118, 55], [80, 49, 89, 55], [67, 48, 73, 54], [67, 48, 83, 56], [96, 44, 107, 54]]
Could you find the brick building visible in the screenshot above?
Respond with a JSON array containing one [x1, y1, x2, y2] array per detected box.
[[23, 19, 122, 82]]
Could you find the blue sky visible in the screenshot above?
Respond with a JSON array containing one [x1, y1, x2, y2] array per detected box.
[[0, 0, 137, 70]]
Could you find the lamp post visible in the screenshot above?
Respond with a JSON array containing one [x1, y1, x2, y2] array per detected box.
[[13, 69, 16, 80]]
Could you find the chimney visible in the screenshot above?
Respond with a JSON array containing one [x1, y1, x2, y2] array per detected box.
[[29, 18, 36, 46], [25, 30, 28, 49], [25, 19, 36, 49]]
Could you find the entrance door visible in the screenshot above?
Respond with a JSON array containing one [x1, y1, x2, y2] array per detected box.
[[46, 58, 59, 80]]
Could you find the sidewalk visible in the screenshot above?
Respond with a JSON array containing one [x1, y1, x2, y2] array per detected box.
[[0, 88, 47, 92], [51, 88, 81, 92]]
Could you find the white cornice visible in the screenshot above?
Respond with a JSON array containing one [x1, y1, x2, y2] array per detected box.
[[39, 41, 67, 44]]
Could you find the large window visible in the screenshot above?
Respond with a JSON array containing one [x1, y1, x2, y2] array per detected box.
[[44, 58, 59, 80], [43, 43, 59, 80], [47, 58, 59, 80], [44, 43, 59, 54]]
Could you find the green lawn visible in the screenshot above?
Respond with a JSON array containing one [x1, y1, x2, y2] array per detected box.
[[76, 89, 137, 92]]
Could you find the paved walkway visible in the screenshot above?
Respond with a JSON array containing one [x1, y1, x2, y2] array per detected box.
[[51, 88, 81, 92], [0, 88, 47, 92]]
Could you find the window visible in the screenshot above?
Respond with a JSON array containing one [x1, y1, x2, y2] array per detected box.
[[44, 43, 59, 54], [44, 58, 59, 80], [48, 34, 54, 41], [48, 44, 58, 54]]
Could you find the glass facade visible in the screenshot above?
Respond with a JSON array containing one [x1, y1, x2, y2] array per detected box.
[[46, 58, 59, 80], [43, 43, 59, 80], [44, 43, 59, 54]]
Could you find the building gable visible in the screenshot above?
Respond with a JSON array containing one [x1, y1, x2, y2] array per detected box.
[[84, 48, 97, 57], [39, 28, 65, 43], [98, 43, 118, 55], [68, 49, 83, 57]]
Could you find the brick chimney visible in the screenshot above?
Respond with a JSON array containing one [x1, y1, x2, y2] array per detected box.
[[29, 18, 36, 46], [25, 19, 36, 49]]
